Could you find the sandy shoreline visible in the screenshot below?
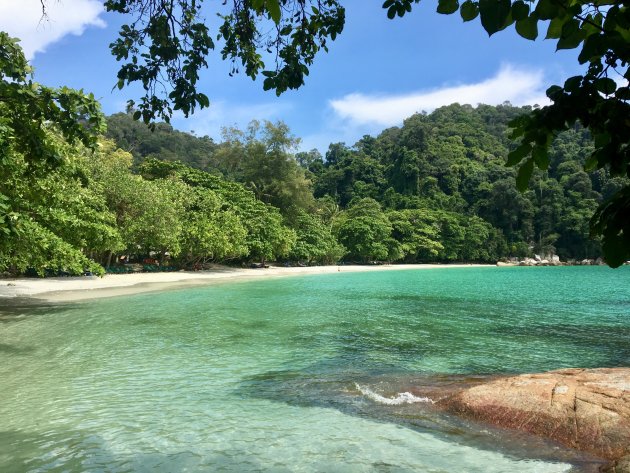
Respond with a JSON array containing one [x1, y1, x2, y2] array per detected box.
[[0, 264, 490, 302]]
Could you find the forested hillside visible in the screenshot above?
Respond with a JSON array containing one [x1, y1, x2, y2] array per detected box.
[[108, 104, 624, 261], [0, 104, 620, 276]]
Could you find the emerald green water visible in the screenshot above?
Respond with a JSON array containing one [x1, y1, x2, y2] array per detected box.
[[1, 266, 628, 472]]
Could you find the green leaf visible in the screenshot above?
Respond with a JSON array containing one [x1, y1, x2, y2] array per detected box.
[[508, 114, 529, 138], [615, 87, 630, 100], [557, 33, 584, 50], [266, 0, 281, 24], [515, 17, 538, 40], [594, 77, 617, 95], [196, 93, 210, 108], [556, 19, 585, 50], [591, 147, 611, 169], [460, 1, 479, 21], [535, 0, 559, 20], [532, 146, 549, 170], [478, 0, 511, 35], [511, 1, 529, 21], [601, 231, 627, 268], [437, 0, 459, 15], [563, 75, 582, 93], [263, 77, 274, 91], [506, 143, 531, 166], [516, 159, 534, 191], [578, 34, 605, 64], [545, 17, 565, 39], [590, 186, 630, 267], [584, 154, 598, 172], [546, 85, 563, 100], [593, 133, 611, 151]]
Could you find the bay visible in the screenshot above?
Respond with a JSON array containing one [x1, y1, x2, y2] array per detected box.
[[1, 266, 628, 472]]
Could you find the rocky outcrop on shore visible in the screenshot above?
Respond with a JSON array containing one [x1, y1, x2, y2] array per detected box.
[[496, 254, 612, 266], [434, 368, 630, 469]]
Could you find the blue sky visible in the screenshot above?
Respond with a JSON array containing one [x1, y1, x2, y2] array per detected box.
[[0, 0, 584, 152]]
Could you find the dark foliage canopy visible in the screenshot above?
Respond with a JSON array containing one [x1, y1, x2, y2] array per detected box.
[[98, 0, 630, 266], [17, 0, 630, 265]]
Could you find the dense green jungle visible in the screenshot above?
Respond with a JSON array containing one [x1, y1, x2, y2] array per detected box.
[[1, 103, 625, 276]]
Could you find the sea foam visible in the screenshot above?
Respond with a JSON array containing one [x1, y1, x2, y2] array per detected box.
[[355, 383, 435, 405]]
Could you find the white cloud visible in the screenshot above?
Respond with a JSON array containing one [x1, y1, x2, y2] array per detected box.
[[614, 73, 628, 89], [0, 0, 105, 59], [329, 65, 550, 128], [171, 100, 294, 139]]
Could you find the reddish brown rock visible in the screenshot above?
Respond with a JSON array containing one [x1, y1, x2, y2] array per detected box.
[[435, 368, 630, 463], [601, 455, 630, 473]]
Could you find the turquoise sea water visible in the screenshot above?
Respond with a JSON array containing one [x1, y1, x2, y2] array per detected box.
[[1, 266, 628, 472]]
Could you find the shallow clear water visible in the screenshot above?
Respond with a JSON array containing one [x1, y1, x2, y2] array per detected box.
[[1, 266, 628, 472]]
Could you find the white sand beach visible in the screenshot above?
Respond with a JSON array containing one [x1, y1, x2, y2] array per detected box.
[[0, 264, 490, 302]]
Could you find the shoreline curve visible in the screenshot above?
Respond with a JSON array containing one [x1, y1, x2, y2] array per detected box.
[[0, 263, 491, 302]]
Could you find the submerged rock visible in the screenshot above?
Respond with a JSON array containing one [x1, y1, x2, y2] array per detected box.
[[434, 368, 630, 465]]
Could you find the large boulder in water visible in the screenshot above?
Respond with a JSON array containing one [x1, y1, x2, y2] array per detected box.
[[435, 368, 630, 464]]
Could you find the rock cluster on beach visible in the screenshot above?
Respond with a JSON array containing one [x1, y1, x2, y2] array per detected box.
[[496, 254, 611, 266], [433, 368, 630, 471]]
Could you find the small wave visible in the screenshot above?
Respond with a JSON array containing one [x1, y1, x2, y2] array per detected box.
[[355, 383, 435, 405]]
